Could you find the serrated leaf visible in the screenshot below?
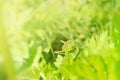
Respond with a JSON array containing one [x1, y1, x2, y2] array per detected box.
[[54, 55, 63, 68]]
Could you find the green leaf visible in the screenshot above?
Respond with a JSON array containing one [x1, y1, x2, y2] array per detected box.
[[19, 42, 38, 71], [112, 12, 120, 52], [54, 55, 63, 68]]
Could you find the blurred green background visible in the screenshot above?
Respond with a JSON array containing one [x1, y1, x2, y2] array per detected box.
[[0, 0, 120, 80]]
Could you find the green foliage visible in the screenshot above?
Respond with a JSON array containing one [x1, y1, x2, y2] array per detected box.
[[111, 12, 120, 52], [111, 12, 120, 80], [57, 32, 117, 80], [1, 0, 120, 80]]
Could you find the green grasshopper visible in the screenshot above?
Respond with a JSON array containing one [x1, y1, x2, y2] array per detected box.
[[54, 40, 76, 55]]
